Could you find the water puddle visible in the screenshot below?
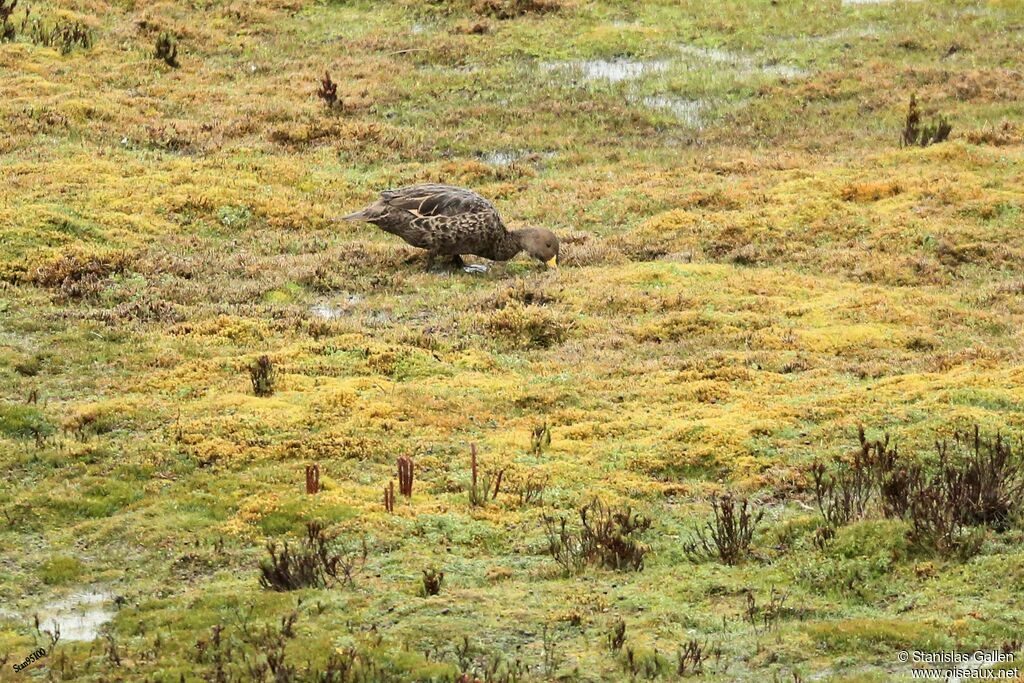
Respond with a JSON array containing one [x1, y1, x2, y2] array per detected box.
[[677, 44, 808, 78], [806, 26, 881, 43], [638, 96, 706, 127], [544, 59, 668, 82], [546, 48, 805, 85], [479, 150, 556, 166], [34, 590, 116, 642], [311, 295, 364, 321], [482, 151, 522, 166]]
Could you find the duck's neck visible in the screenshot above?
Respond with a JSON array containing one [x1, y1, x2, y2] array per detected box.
[[490, 229, 524, 261]]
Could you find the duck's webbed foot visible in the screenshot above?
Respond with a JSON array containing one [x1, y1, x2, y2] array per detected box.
[[422, 253, 487, 274], [451, 255, 489, 273]]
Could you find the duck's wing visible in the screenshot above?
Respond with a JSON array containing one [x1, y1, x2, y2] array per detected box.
[[378, 184, 498, 219], [343, 185, 505, 255]]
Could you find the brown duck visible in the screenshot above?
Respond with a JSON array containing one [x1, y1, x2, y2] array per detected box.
[[342, 184, 559, 271]]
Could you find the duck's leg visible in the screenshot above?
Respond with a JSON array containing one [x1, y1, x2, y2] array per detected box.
[[421, 251, 438, 271], [448, 254, 487, 273]]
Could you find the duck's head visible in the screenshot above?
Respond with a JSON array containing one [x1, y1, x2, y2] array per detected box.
[[516, 227, 560, 268]]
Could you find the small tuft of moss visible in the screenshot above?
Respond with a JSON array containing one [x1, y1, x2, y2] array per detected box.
[[39, 555, 85, 585], [482, 303, 571, 349]]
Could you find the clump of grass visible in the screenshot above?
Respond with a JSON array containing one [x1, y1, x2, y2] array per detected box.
[[683, 494, 764, 566], [901, 93, 952, 148], [258, 521, 367, 591], [421, 567, 443, 596], [65, 403, 122, 441], [248, 355, 276, 397], [154, 32, 179, 68], [840, 180, 903, 203], [483, 303, 571, 349], [27, 250, 133, 301], [543, 499, 651, 574], [13, 354, 42, 377], [25, 14, 94, 54], [453, 19, 491, 34], [317, 71, 338, 109], [473, 0, 561, 20], [482, 278, 555, 310], [964, 120, 1023, 147]]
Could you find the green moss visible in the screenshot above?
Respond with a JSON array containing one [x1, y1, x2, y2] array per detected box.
[[2, 0, 1024, 678], [830, 520, 911, 562], [804, 618, 948, 654]]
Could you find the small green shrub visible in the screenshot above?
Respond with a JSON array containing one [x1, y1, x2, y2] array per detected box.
[[810, 425, 1022, 559], [543, 499, 651, 574], [0, 403, 54, 443], [607, 618, 626, 652], [421, 567, 443, 596], [620, 645, 670, 680], [248, 355, 276, 397], [530, 421, 551, 455], [258, 522, 367, 591], [1, 0, 20, 42], [683, 494, 764, 565], [901, 93, 952, 148], [317, 71, 337, 109], [154, 32, 178, 67]]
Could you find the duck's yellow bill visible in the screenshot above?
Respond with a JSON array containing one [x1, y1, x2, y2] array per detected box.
[[546, 256, 558, 268]]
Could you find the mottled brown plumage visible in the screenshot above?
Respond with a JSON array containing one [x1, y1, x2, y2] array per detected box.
[[342, 184, 559, 269]]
